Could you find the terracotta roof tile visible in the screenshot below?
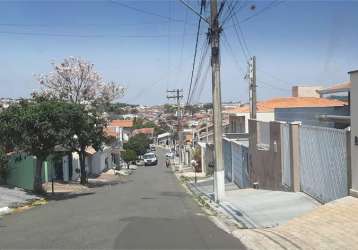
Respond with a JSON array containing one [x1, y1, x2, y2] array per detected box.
[[226, 97, 347, 113], [109, 119, 133, 128]]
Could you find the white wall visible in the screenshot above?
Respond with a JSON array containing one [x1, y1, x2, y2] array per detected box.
[[350, 70, 358, 193], [88, 146, 112, 175], [234, 112, 275, 133]]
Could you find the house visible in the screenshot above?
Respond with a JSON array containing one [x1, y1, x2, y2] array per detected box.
[[226, 96, 347, 132], [157, 132, 171, 145], [105, 119, 134, 142], [132, 127, 155, 138]]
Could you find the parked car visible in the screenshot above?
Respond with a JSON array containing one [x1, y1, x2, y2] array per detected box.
[[143, 152, 158, 166], [135, 156, 145, 166]]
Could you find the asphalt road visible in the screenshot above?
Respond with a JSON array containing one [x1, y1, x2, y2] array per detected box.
[[0, 148, 245, 250]]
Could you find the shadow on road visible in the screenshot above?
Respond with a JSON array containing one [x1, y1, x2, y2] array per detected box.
[[44, 192, 95, 201]]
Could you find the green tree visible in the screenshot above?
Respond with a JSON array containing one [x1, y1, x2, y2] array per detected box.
[[164, 104, 176, 114], [123, 134, 151, 156], [0, 148, 9, 180], [63, 105, 107, 185], [121, 149, 137, 168], [0, 101, 73, 193]]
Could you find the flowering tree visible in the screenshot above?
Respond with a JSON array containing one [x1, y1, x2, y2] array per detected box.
[[35, 57, 125, 105]]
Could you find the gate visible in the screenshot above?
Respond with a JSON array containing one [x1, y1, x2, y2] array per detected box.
[[223, 138, 232, 182], [232, 141, 250, 188], [299, 125, 348, 203], [281, 123, 291, 189]]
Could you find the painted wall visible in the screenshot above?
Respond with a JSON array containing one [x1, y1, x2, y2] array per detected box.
[[292, 86, 322, 98], [5, 154, 52, 190], [234, 112, 275, 133], [88, 146, 112, 175], [350, 71, 358, 192], [249, 120, 283, 190], [275, 106, 349, 128]]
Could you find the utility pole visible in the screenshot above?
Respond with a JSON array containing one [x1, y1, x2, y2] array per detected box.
[[167, 89, 184, 165], [210, 0, 225, 202], [249, 56, 257, 119]]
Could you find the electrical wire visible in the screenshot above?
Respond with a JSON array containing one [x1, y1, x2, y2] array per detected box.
[[240, 0, 285, 24], [188, 40, 210, 104], [186, 1, 205, 107], [111, 0, 184, 22], [228, 1, 250, 57]]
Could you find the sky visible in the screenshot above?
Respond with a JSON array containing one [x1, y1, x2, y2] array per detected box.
[[0, 0, 357, 105]]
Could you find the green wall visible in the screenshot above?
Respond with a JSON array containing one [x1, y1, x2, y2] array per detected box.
[[6, 153, 53, 191]]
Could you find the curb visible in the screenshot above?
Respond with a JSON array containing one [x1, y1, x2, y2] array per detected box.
[[0, 207, 12, 216], [185, 180, 257, 229]]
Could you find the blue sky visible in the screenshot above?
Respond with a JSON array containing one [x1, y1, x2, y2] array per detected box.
[[0, 0, 357, 105]]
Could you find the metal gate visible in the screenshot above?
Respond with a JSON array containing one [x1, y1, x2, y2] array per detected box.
[[232, 141, 250, 188], [281, 123, 291, 189], [223, 138, 232, 182], [299, 125, 348, 203]]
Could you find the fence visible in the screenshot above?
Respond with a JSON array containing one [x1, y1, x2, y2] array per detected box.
[[222, 137, 250, 187], [281, 123, 291, 189], [232, 141, 250, 188], [299, 125, 348, 203], [223, 138, 233, 182]]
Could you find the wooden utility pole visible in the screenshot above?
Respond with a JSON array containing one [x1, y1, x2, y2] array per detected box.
[[167, 89, 184, 165], [210, 0, 225, 202], [167, 89, 184, 135], [249, 56, 257, 119]]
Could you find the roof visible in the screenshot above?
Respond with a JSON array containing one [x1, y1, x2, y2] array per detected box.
[[226, 97, 347, 113], [157, 132, 171, 139], [104, 128, 117, 137], [109, 119, 133, 128], [318, 82, 351, 95], [132, 127, 154, 135]]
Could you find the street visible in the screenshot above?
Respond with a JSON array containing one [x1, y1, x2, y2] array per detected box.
[[0, 148, 245, 250]]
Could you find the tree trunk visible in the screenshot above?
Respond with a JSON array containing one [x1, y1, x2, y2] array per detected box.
[[79, 150, 87, 185], [34, 157, 44, 194]]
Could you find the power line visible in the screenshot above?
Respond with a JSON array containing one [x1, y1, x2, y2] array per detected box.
[[188, 40, 210, 104], [228, 1, 250, 57], [221, 31, 246, 75], [186, 1, 205, 106], [0, 21, 176, 28], [178, 9, 189, 88], [221, 0, 242, 27], [111, 0, 184, 22], [240, 0, 285, 24], [0, 30, 204, 38], [257, 80, 291, 92]]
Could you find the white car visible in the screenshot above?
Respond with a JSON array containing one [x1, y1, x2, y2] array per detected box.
[[143, 153, 158, 166], [165, 152, 174, 158]]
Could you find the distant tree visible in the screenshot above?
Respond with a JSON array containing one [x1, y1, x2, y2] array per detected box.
[[34, 57, 125, 106], [164, 104, 176, 114], [185, 105, 201, 115], [203, 103, 213, 112], [121, 149, 137, 169], [123, 134, 151, 156]]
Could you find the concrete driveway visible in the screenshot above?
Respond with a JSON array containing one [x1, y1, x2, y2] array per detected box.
[[189, 178, 320, 229]]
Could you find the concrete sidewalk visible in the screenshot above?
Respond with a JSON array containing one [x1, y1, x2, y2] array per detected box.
[[0, 186, 40, 216], [187, 177, 319, 229]]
